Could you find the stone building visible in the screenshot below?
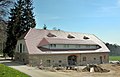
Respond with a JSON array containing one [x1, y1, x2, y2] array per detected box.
[[15, 28, 110, 66]]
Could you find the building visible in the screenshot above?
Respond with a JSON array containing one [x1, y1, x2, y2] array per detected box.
[[15, 28, 110, 66]]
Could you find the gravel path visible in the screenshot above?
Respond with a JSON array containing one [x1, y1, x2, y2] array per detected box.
[[1, 57, 120, 77]]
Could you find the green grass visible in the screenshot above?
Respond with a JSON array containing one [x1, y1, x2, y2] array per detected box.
[[0, 64, 30, 77], [109, 56, 120, 61]]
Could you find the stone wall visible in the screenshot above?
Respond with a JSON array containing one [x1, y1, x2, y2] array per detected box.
[[29, 54, 69, 67], [79, 53, 109, 65], [15, 52, 29, 64], [28, 52, 109, 67]]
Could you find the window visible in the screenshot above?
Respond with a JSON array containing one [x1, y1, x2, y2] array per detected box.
[[76, 45, 78, 48], [46, 60, 51, 63], [50, 44, 53, 47], [67, 45, 69, 48], [86, 45, 90, 48], [20, 43, 22, 53], [53, 44, 56, 47], [50, 44, 56, 47], [23, 44, 25, 51], [64, 44, 69, 48], [83, 57, 86, 61], [59, 60, 62, 63], [76, 45, 80, 48], [94, 58, 96, 60], [64, 45, 66, 48]]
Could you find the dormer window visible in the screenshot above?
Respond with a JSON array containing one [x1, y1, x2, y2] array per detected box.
[[47, 33, 56, 37], [83, 36, 89, 39], [67, 34, 75, 38], [50, 44, 56, 47]]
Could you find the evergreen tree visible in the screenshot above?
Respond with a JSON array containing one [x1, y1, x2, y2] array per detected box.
[[3, 0, 36, 58], [16, 0, 36, 38]]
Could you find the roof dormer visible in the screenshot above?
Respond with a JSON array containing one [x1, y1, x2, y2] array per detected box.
[[83, 36, 89, 40], [67, 34, 75, 39], [47, 33, 56, 37]]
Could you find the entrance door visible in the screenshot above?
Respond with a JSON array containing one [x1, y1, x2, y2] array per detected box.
[[68, 55, 77, 65]]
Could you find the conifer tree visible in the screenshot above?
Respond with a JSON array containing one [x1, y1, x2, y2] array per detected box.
[[3, 0, 36, 58]]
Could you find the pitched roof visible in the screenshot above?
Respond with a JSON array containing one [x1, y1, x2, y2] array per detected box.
[[21, 28, 110, 54]]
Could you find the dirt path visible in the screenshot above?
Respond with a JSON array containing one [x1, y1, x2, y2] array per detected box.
[[9, 65, 70, 77], [0, 57, 120, 77]]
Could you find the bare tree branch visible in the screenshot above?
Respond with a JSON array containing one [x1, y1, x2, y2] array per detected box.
[[0, 0, 14, 21]]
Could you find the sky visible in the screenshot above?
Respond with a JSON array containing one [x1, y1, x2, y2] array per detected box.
[[33, 0, 120, 45]]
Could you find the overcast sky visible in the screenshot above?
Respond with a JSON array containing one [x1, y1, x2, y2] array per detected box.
[[33, 0, 120, 45]]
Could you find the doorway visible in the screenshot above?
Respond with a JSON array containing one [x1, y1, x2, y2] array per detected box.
[[68, 55, 77, 65]]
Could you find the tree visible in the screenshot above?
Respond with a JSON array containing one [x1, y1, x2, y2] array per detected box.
[[3, 0, 36, 59], [0, 0, 14, 57], [17, 0, 36, 38], [0, 0, 14, 21]]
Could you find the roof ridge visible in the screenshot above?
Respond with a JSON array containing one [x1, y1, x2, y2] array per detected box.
[[34, 28, 94, 35]]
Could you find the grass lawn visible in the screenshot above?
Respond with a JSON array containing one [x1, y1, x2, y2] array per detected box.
[[0, 64, 30, 77], [109, 56, 120, 61]]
